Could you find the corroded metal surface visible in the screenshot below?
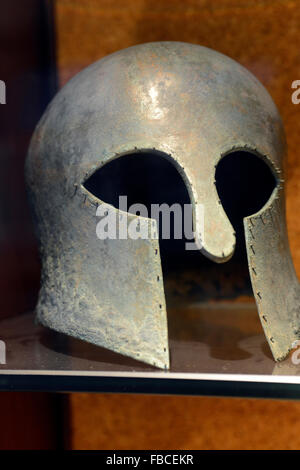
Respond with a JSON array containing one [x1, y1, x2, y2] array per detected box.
[[245, 193, 300, 361], [26, 41, 299, 367]]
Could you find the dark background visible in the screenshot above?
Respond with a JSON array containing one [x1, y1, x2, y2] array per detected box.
[[0, 0, 57, 320], [0, 0, 60, 449]]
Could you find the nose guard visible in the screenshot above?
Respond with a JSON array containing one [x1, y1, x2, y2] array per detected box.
[[26, 41, 300, 367]]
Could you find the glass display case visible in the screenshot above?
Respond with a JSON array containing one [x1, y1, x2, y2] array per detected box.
[[1, 0, 300, 402], [1, 302, 300, 398]]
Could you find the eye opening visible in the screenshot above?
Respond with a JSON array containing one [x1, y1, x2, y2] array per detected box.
[[82, 150, 198, 273], [215, 148, 278, 224], [82, 149, 192, 211]]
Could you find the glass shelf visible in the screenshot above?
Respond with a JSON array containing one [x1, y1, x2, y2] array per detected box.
[[0, 303, 300, 398]]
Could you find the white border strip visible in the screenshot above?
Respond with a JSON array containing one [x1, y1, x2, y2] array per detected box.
[[0, 370, 300, 385]]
